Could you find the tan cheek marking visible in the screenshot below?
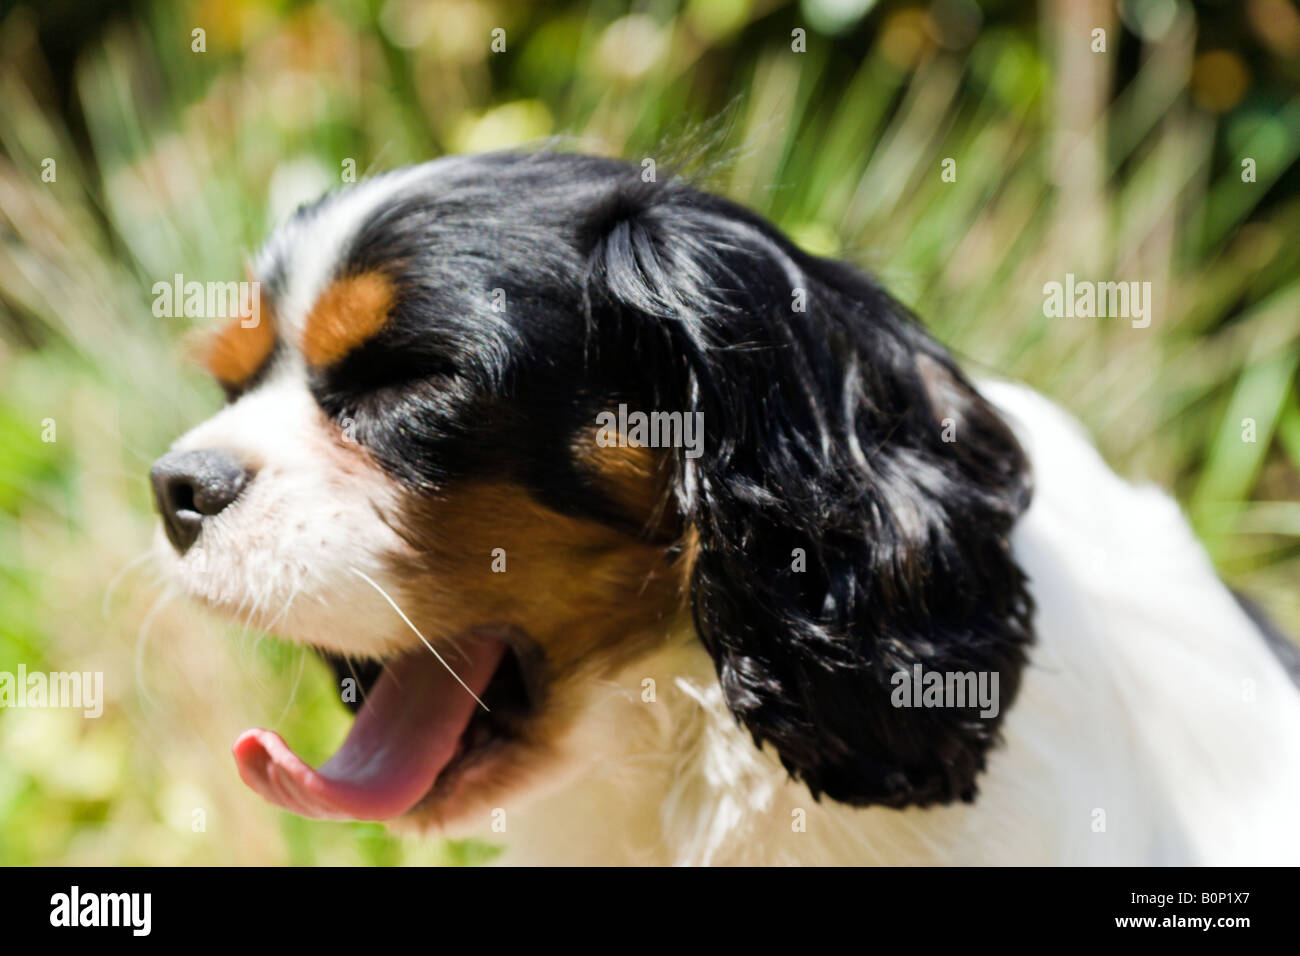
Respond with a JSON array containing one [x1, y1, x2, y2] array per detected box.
[[573, 429, 679, 537], [301, 272, 396, 369], [399, 482, 692, 677], [198, 311, 276, 389], [393, 482, 697, 829]]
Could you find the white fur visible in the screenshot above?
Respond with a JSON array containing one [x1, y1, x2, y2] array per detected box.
[[489, 382, 1300, 865], [156, 371, 419, 660]]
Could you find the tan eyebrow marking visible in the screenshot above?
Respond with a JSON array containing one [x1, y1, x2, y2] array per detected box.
[[574, 428, 679, 538], [300, 271, 396, 369], [200, 310, 276, 390]]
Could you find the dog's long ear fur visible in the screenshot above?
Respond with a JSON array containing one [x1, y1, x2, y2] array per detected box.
[[584, 178, 1035, 808]]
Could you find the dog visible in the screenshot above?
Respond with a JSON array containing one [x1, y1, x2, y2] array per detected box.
[[150, 151, 1300, 864]]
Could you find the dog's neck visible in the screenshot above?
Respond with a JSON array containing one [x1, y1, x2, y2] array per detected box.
[[486, 584, 1299, 865], [489, 632, 971, 865]]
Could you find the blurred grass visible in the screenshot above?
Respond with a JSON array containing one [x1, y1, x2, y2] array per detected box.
[[0, 0, 1297, 864]]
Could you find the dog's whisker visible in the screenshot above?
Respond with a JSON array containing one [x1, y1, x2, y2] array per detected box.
[[134, 584, 179, 713], [343, 655, 372, 708], [102, 548, 158, 620], [273, 644, 309, 728], [256, 583, 308, 716], [267, 581, 303, 633], [439, 630, 474, 667], [349, 567, 490, 712]]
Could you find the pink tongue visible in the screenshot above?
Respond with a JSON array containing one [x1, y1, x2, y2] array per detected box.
[[233, 638, 505, 821]]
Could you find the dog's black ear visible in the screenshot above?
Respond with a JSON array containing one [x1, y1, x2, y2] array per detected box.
[[584, 180, 1035, 807]]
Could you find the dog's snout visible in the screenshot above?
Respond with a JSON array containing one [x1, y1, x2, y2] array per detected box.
[[150, 449, 251, 553]]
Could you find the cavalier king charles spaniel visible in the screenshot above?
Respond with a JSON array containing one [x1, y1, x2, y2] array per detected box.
[[151, 151, 1300, 865]]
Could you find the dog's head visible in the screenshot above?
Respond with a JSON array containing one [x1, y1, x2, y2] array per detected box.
[[151, 151, 1034, 829]]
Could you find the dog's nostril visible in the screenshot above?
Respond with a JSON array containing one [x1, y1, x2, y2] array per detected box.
[[169, 480, 197, 515], [149, 449, 252, 553]]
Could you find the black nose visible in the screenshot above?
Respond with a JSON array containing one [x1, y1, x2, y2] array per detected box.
[[150, 449, 251, 553]]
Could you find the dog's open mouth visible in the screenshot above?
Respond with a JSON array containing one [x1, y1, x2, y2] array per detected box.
[[231, 634, 534, 821]]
